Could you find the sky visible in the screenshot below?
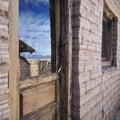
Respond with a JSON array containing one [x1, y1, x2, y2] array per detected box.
[[19, 0, 51, 57]]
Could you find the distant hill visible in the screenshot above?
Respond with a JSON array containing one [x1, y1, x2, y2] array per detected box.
[[21, 54, 51, 59]]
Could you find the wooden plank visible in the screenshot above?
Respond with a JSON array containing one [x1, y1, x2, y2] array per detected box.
[[50, 0, 56, 73], [9, 0, 20, 120], [59, 0, 72, 120], [55, 0, 60, 120], [20, 82, 56, 115], [21, 102, 56, 120], [50, 0, 60, 119], [104, 1, 116, 19], [19, 73, 58, 89], [67, 0, 72, 119]]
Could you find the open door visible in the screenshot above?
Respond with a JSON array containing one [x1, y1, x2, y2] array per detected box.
[[19, 74, 59, 120], [9, 0, 72, 120], [19, 0, 60, 120], [9, 0, 60, 120]]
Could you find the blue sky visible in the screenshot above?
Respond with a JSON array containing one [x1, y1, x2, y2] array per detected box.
[[19, 0, 51, 56]]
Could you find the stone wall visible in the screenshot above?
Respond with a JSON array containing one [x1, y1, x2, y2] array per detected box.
[[20, 59, 51, 78], [72, 0, 120, 120], [29, 59, 51, 76], [0, 0, 9, 119], [20, 58, 31, 79]]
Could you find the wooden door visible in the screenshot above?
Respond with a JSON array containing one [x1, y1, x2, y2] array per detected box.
[[19, 0, 60, 120], [9, 0, 72, 120], [19, 73, 59, 120]]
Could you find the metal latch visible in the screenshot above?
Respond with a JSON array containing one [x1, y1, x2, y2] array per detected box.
[[58, 66, 62, 74]]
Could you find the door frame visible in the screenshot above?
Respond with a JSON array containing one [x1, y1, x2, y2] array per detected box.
[[59, 1, 72, 120], [9, 0, 72, 120], [9, 0, 20, 120]]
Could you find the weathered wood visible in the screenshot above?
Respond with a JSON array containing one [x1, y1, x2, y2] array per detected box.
[[9, 0, 20, 120], [50, 0, 56, 73], [55, 0, 60, 120], [19, 73, 58, 89], [104, 1, 116, 19], [8, 0, 73, 120], [50, 0, 60, 119], [21, 102, 56, 120], [20, 82, 56, 115], [59, 0, 72, 120], [67, 1, 72, 119], [102, 61, 111, 67]]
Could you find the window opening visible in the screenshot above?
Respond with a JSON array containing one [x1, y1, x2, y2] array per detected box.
[[102, 11, 118, 69], [102, 12, 112, 61]]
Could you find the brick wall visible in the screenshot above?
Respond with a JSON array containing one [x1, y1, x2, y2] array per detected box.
[[0, 0, 9, 119], [29, 59, 39, 76], [1, 0, 120, 119], [72, 0, 120, 120]]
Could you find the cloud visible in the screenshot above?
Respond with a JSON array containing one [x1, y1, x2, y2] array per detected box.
[[24, 0, 49, 5], [19, 1, 51, 56], [37, 0, 49, 3]]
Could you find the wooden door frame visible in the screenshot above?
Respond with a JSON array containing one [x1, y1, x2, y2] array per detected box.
[[9, 0, 20, 120], [59, 1, 72, 120], [9, 0, 72, 120]]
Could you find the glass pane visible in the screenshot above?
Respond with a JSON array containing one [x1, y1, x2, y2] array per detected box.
[[19, 0, 51, 80]]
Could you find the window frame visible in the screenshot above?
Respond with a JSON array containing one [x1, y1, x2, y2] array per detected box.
[[102, 11, 118, 69], [102, 12, 112, 68]]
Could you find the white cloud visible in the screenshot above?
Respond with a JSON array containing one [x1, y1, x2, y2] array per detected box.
[[19, 11, 51, 56], [24, 0, 49, 5], [37, 0, 49, 3]]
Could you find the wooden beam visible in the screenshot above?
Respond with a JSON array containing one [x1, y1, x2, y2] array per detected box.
[[19, 73, 58, 89], [104, 1, 116, 18], [55, 1, 60, 120], [50, 0, 60, 119], [67, 1, 72, 119], [59, 0, 72, 120], [9, 0, 20, 120]]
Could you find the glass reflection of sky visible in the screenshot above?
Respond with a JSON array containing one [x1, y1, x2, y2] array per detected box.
[[19, 0, 51, 58]]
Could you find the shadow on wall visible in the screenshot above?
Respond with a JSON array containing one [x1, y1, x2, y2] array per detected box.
[[72, 1, 81, 119]]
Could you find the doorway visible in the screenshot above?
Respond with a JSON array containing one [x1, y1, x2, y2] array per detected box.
[[9, 0, 72, 120]]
